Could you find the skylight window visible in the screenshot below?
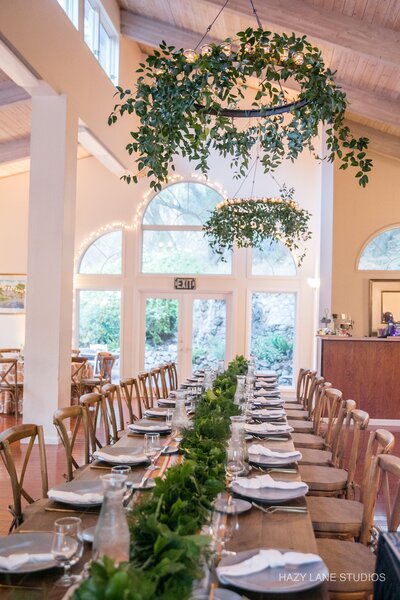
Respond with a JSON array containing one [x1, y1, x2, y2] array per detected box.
[[84, 0, 119, 84], [57, 0, 79, 28]]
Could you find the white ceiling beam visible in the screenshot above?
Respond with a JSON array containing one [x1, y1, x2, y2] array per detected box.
[[0, 80, 30, 107], [0, 136, 30, 163], [121, 11, 400, 133], [120, 10, 220, 49], [202, 0, 400, 67]]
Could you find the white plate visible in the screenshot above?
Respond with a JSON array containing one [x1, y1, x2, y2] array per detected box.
[[93, 447, 149, 465], [231, 481, 308, 503], [217, 548, 328, 594], [128, 420, 171, 434], [0, 533, 57, 574], [48, 479, 103, 506], [82, 526, 95, 544]]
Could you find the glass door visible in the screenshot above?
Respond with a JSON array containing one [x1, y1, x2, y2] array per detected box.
[[142, 293, 230, 379]]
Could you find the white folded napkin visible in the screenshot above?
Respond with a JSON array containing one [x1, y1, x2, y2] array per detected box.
[[247, 409, 285, 418], [0, 553, 54, 571], [234, 474, 307, 491], [254, 389, 280, 397], [93, 450, 147, 464], [256, 379, 277, 386], [218, 549, 322, 577], [129, 423, 170, 432], [253, 398, 283, 405], [256, 370, 277, 377], [145, 409, 168, 416], [248, 444, 302, 460], [245, 423, 292, 434], [48, 489, 103, 504]]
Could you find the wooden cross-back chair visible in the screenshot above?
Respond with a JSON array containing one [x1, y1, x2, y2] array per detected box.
[[81, 352, 115, 393], [285, 369, 316, 419], [71, 356, 88, 402], [299, 406, 370, 499], [120, 377, 141, 421], [138, 371, 154, 412], [291, 380, 334, 450], [0, 424, 48, 532], [287, 374, 325, 431], [307, 427, 395, 542], [299, 398, 356, 467], [316, 453, 400, 600], [165, 362, 178, 391], [150, 368, 165, 400], [102, 383, 125, 444], [158, 364, 170, 398], [79, 392, 110, 450], [0, 358, 21, 418], [53, 405, 92, 482], [71, 348, 80, 357]]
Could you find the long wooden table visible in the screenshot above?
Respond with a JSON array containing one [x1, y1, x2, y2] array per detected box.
[[0, 417, 328, 599]]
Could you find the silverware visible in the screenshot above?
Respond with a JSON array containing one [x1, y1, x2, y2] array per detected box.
[[250, 435, 289, 441], [90, 464, 112, 470], [251, 502, 308, 514], [45, 507, 99, 514], [252, 465, 297, 474]]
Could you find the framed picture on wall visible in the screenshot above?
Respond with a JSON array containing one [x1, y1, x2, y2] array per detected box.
[[369, 279, 400, 335], [0, 275, 27, 314]]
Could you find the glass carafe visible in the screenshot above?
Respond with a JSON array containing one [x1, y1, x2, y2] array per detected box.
[[172, 395, 190, 433], [233, 375, 246, 408], [93, 474, 130, 564]]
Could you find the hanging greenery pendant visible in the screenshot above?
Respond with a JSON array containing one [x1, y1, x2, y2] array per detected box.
[[109, 27, 372, 191], [203, 186, 312, 264]]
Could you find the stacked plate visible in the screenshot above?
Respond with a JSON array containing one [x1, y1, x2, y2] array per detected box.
[[0, 533, 57, 574], [93, 446, 148, 465], [128, 420, 171, 435], [47, 480, 104, 506]]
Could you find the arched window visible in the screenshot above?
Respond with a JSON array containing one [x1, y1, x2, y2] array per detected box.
[[358, 228, 400, 270], [141, 182, 231, 274], [252, 239, 297, 276], [79, 230, 122, 274]]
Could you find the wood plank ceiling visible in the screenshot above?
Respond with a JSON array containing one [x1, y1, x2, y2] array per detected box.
[[0, 68, 89, 179], [119, 0, 400, 159]]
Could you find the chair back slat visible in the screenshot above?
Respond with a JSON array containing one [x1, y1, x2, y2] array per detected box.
[[138, 372, 153, 410], [158, 365, 170, 397], [0, 424, 48, 531], [296, 368, 309, 405], [79, 392, 110, 449], [359, 453, 400, 545], [102, 383, 124, 444], [120, 378, 141, 421], [53, 405, 91, 481]]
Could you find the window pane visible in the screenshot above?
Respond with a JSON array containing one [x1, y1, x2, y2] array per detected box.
[[99, 22, 111, 75], [84, 0, 97, 53], [79, 231, 122, 274], [142, 230, 231, 274], [143, 182, 222, 225], [359, 229, 400, 270], [252, 239, 296, 276], [250, 292, 296, 387], [192, 299, 226, 371], [57, 0, 78, 28], [79, 290, 121, 379], [145, 298, 178, 370]]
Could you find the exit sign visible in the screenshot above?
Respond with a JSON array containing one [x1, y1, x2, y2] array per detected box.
[[174, 277, 196, 290]]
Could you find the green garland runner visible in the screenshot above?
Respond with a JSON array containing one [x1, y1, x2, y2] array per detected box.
[[109, 27, 373, 191], [73, 356, 248, 600]]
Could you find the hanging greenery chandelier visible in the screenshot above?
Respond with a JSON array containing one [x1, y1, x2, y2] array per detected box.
[[109, 0, 372, 192]]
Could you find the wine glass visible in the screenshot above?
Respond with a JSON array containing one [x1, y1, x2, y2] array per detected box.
[[51, 517, 83, 587], [111, 465, 131, 478], [226, 444, 244, 482], [144, 433, 161, 470]]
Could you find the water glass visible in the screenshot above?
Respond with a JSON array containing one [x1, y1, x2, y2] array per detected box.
[[165, 409, 173, 426], [226, 444, 244, 481], [144, 433, 161, 470], [209, 493, 239, 555], [51, 517, 83, 587], [111, 465, 131, 479]]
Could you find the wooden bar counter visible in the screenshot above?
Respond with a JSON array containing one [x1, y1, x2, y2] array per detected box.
[[318, 336, 400, 419]]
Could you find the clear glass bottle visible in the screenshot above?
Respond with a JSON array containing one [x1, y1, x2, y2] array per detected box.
[[172, 395, 190, 433], [233, 375, 246, 407], [92, 474, 130, 564]]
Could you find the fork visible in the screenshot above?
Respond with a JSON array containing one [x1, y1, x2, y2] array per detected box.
[[251, 502, 308, 514], [252, 465, 297, 474]]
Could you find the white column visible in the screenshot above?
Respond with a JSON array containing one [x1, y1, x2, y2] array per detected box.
[[23, 92, 78, 442]]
